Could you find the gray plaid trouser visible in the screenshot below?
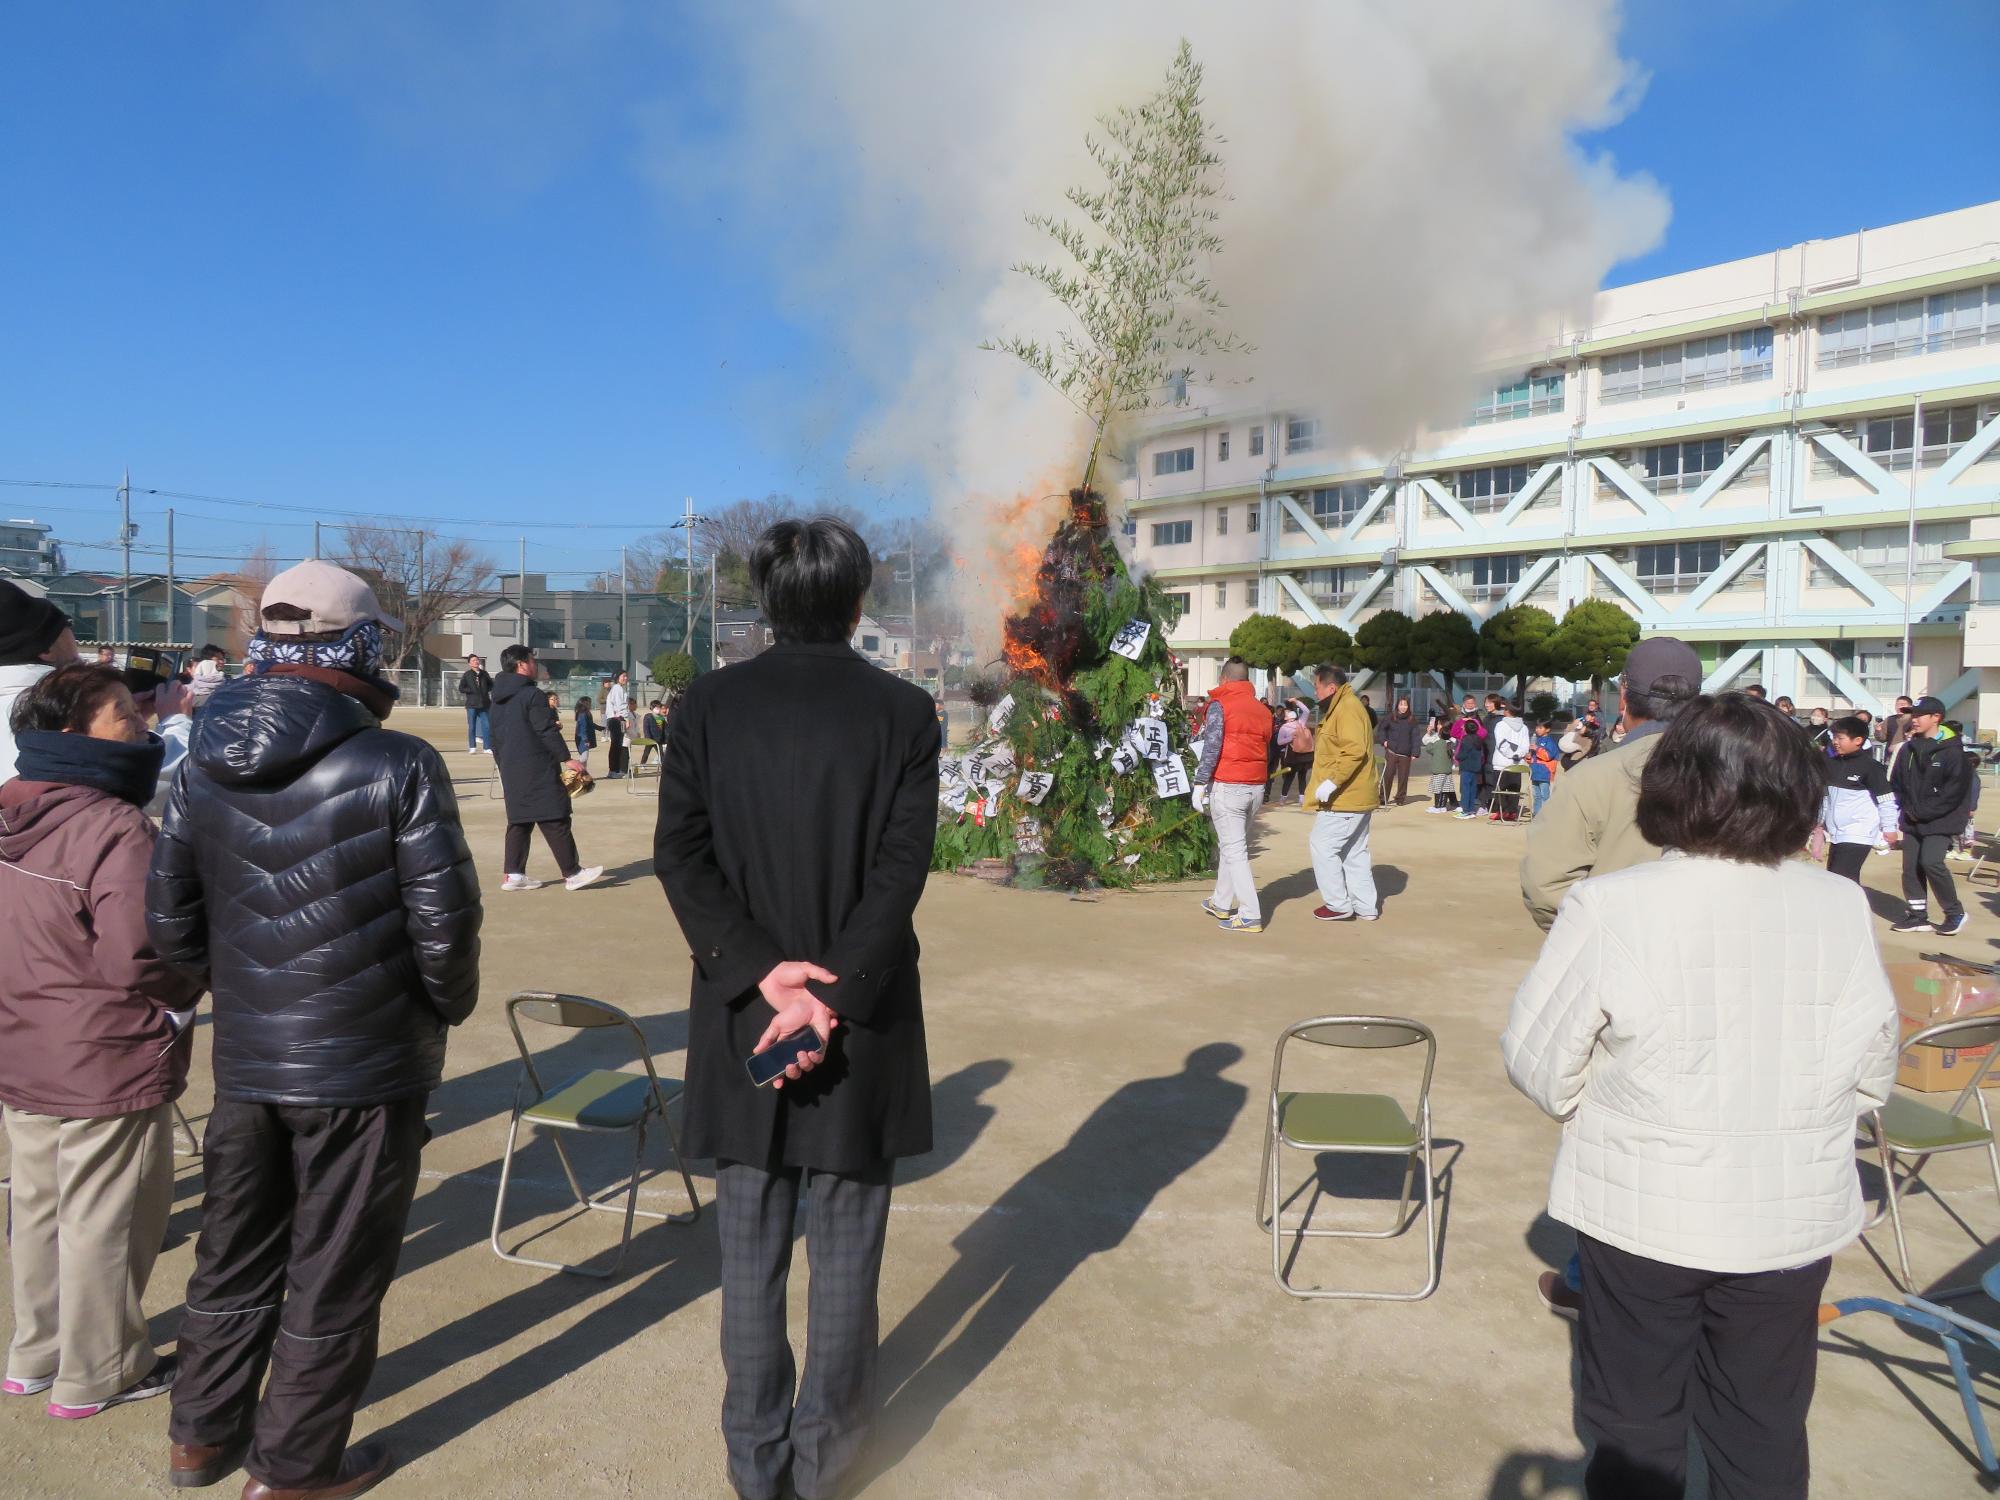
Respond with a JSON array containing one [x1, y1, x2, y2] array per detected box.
[[715, 1159, 893, 1500]]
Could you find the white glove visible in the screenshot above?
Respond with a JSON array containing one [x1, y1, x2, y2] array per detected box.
[[1316, 779, 1335, 805], [1192, 784, 1210, 812]]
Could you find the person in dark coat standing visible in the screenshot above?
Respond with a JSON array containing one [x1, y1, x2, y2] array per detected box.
[[146, 561, 483, 1499], [1887, 694, 1975, 936], [655, 516, 937, 1500], [488, 644, 602, 893], [457, 654, 493, 754]]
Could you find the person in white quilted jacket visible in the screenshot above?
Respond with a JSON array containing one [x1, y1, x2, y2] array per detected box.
[[1502, 692, 1898, 1500]]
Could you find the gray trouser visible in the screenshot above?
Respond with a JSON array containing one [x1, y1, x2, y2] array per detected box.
[[716, 1159, 893, 1500], [1310, 809, 1378, 919], [1206, 780, 1263, 921]]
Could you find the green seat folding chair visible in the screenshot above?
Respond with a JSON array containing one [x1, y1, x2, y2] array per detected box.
[[623, 736, 665, 796], [1257, 1015, 1439, 1301], [490, 991, 701, 1278], [1862, 1013, 2000, 1291]]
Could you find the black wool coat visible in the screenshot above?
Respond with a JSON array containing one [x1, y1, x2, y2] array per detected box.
[[489, 669, 572, 825], [655, 641, 938, 1173]]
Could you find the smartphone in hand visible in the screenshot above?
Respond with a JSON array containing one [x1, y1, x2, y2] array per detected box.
[[746, 1027, 826, 1088]]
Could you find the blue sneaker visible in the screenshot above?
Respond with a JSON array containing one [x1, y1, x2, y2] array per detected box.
[[1199, 899, 1231, 920], [1219, 913, 1263, 934]]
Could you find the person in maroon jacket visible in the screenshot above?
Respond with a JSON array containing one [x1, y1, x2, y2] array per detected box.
[[0, 664, 200, 1420]]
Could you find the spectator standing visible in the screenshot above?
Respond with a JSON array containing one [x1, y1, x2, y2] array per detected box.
[[1529, 721, 1562, 819], [654, 517, 937, 1500], [1878, 695, 1915, 761], [573, 695, 599, 774], [1421, 715, 1455, 813], [458, 655, 494, 754], [1306, 664, 1380, 922], [1774, 694, 1797, 721], [0, 579, 81, 782], [1193, 657, 1274, 933], [490, 646, 603, 893], [1888, 694, 1975, 935], [1379, 695, 1421, 807], [1278, 706, 1316, 806], [140, 674, 195, 821], [1805, 706, 1833, 753], [1819, 716, 1898, 883], [604, 670, 632, 778], [147, 561, 482, 1496], [1453, 713, 1488, 820], [95, 646, 117, 667], [1503, 694, 1898, 1500], [1, 666, 198, 1420], [1490, 702, 1532, 822]]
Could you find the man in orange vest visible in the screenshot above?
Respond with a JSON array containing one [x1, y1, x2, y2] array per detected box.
[[1194, 656, 1275, 933]]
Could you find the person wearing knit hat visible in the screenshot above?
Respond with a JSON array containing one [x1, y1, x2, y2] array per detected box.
[[0, 579, 81, 784]]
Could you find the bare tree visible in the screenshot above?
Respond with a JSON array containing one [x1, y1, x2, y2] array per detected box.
[[201, 543, 280, 659], [336, 524, 495, 668]]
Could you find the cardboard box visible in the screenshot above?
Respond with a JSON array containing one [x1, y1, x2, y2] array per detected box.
[[1889, 961, 2000, 1093]]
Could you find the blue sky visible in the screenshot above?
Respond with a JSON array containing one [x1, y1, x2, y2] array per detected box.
[[2, 1, 1996, 584]]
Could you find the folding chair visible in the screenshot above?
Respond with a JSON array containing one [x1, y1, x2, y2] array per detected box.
[[1861, 1013, 2000, 1291], [623, 736, 665, 795], [171, 1101, 202, 1157], [1257, 1015, 1439, 1301], [1487, 766, 1527, 822], [490, 992, 701, 1278]]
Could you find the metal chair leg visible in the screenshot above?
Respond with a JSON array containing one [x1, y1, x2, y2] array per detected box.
[[171, 1102, 202, 1157], [1944, 1332, 1999, 1473]]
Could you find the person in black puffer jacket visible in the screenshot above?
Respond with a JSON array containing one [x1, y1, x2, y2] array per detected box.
[[145, 561, 479, 1498], [1886, 693, 1974, 936]]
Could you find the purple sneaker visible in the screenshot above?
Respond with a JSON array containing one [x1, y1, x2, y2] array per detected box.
[[4, 1374, 54, 1397]]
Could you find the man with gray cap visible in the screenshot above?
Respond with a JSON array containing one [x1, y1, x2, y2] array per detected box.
[[1519, 635, 1703, 933], [0, 578, 82, 783]]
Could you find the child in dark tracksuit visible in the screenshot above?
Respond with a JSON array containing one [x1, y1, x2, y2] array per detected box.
[[1453, 721, 1487, 820]]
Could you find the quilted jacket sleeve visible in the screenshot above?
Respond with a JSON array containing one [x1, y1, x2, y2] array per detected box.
[[1501, 885, 1610, 1121], [393, 743, 482, 1025], [1846, 940, 1901, 1115], [144, 767, 211, 990]]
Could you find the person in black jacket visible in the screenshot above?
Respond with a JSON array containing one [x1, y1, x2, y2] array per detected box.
[[145, 561, 481, 1499], [488, 644, 602, 892], [458, 654, 494, 754], [1378, 694, 1422, 806], [1887, 694, 1974, 935], [655, 516, 936, 1500]]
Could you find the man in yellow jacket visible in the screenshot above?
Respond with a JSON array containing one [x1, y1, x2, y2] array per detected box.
[[1306, 664, 1381, 921]]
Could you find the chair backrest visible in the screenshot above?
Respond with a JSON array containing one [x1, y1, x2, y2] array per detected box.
[[1271, 1015, 1437, 1114], [504, 991, 661, 1098], [1903, 1013, 2000, 1119]]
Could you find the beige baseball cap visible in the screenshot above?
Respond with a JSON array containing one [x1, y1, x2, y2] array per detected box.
[[259, 559, 403, 636]]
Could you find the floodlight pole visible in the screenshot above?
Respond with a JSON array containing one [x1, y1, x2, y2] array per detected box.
[[1900, 393, 1922, 698]]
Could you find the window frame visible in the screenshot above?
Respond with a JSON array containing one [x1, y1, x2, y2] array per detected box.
[[1601, 326, 1773, 403], [1150, 520, 1194, 547], [1152, 445, 1196, 477], [1284, 416, 1320, 454]]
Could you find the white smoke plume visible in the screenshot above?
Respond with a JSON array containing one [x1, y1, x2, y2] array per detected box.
[[667, 1, 1669, 657]]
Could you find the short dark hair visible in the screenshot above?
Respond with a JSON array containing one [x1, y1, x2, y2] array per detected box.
[[1626, 671, 1697, 724], [197, 644, 227, 663], [1637, 694, 1820, 865], [10, 664, 129, 735], [1831, 715, 1869, 741], [499, 644, 535, 674], [1743, 683, 1766, 699], [1314, 663, 1348, 687], [751, 517, 873, 645]]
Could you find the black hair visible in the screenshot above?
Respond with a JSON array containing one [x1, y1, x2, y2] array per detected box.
[[499, 643, 535, 674], [751, 517, 873, 645], [1314, 664, 1348, 687], [1637, 694, 1820, 865], [576, 695, 593, 711], [197, 644, 227, 663], [1830, 715, 1869, 741], [10, 664, 129, 735]]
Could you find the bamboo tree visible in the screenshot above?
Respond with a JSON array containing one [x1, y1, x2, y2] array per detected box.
[[983, 40, 1245, 492]]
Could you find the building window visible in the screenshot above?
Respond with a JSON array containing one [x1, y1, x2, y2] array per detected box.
[[1120, 513, 1137, 539], [1281, 481, 1373, 534], [1631, 436, 1727, 495], [1151, 520, 1193, 547], [490, 620, 517, 637], [1153, 446, 1196, 476], [1601, 327, 1773, 402], [1246, 505, 1260, 533], [862, 635, 881, 652], [1821, 401, 1996, 474], [1456, 554, 1523, 601], [1284, 416, 1320, 454], [1215, 581, 1228, 608], [1215, 508, 1229, 536], [1248, 425, 1265, 457], [1246, 578, 1259, 609], [1628, 539, 1763, 596], [1470, 368, 1565, 424], [1217, 430, 1230, 461], [1818, 281, 2000, 367], [1451, 463, 1532, 515], [583, 622, 612, 640], [139, 601, 169, 626], [1807, 522, 1968, 588], [1300, 567, 1355, 606], [1163, 591, 1192, 625]]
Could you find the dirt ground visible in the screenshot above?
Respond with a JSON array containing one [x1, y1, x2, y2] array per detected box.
[[3, 705, 1996, 1497]]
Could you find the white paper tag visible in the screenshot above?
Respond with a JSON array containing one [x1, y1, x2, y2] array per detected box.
[[1152, 753, 1191, 798], [1109, 620, 1151, 660], [988, 694, 1016, 733], [1131, 716, 1170, 763], [1109, 743, 1140, 776], [1016, 771, 1055, 806]]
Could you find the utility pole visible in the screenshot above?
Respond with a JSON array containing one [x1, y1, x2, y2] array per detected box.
[[907, 534, 918, 673], [119, 467, 132, 645], [709, 550, 718, 671], [518, 537, 528, 657], [619, 543, 629, 677], [313, 520, 322, 561], [684, 495, 696, 657], [1900, 393, 1923, 698], [165, 508, 175, 646]]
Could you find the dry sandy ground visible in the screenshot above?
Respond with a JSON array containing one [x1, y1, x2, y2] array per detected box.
[[3, 706, 1997, 1498]]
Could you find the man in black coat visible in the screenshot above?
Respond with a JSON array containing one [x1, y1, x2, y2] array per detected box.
[[1888, 693, 1975, 936], [488, 643, 602, 892], [145, 560, 481, 1499], [655, 516, 937, 1500], [458, 653, 494, 754]]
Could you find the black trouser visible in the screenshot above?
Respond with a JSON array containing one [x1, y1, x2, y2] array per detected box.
[[1278, 754, 1313, 801], [504, 817, 580, 879], [171, 1099, 427, 1489], [1826, 842, 1871, 883], [1901, 831, 1963, 921], [1381, 750, 1413, 805], [1577, 1234, 1829, 1500], [607, 718, 627, 775]]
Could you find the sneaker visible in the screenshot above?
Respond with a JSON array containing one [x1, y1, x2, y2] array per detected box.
[[1947, 847, 1972, 862], [1313, 905, 1354, 922], [1873, 842, 1893, 857], [1452, 811, 1477, 820], [1935, 913, 1970, 937], [1537, 1271, 1582, 1322], [1198, 899, 1231, 920], [564, 866, 605, 892], [3, 1375, 53, 1397], [1352, 911, 1381, 922], [1889, 913, 1934, 934], [48, 1358, 175, 1419], [1218, 913, 1263, 933], [499, 874, 545, 892], [482, 747, 494, 755]]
